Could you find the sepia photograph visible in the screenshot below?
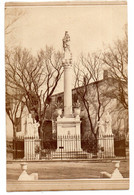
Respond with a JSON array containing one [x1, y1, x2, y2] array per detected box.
[[5, 0, 129, 191]]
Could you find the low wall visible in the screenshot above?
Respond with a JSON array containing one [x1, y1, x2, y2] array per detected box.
[[7, 178, 129, 191]]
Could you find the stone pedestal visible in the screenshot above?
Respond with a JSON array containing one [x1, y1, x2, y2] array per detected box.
[[18, 162, 38, 181], [98, 134, 114, 158], [56, 117, 81, 152], [104, 135, 114, 158], [55, 32, 82, 157], [111, 161, 123, 179], [24, 137, 41, 160]]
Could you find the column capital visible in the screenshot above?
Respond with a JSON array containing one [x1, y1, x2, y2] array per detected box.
[[62, 59, 72, 67]]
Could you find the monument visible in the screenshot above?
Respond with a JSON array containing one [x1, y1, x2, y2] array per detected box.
[[98, 111, 114, 158], [24, 114, 41, 160], [56, 32, 82, 154]]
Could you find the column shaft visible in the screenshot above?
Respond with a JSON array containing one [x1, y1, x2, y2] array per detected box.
[[64, 66, 72, 117]]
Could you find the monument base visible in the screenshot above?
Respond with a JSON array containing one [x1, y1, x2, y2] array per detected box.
[[56, 116, 82, 153], [24, 137, 41, 160], [51, 150, 90, 160], [98, 134, 114, 158]]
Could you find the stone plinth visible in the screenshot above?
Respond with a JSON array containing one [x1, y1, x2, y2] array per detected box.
[[98, 134, 114, 158], [56, 117, 81, 152], [18, 163, 38, 181], [104, 134, 114, 158], [24, 137, 41, 160]]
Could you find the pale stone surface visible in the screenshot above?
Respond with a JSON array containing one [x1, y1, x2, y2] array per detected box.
[[98, 111, 113, 136], [111, 168, 123, 179], [24, 138, 35, 160], [18, 170, 32, 181], [104, 111, 113, 135], [103, 135, 114, 158], [64, 66, 72, 116], [97, 111, 114, 158], [24, 113, 40, 159], [25, 114, 33, 137], [98, 119, 105, 137], [24, 113, 40, 138], [56, 32, 82, 153], [98, 135, 114, 158], [62, 32, 73, 117], [111, 161, 123, 179], [24, 138, 41, 160], [29, 173, 38, 180], [18, 162, 38, 181], [33, 122, 40, 138], [56, 117, 81, 152], [100, 169, 123, 179], [25, 114, 34, 137], [100, 161, 123, 179], [62, 31, 72, 65]]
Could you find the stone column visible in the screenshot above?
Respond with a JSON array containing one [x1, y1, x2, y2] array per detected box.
[[62, 31, 72, 117], [64, 65, 72, 117], [55, 32, 82, 157]]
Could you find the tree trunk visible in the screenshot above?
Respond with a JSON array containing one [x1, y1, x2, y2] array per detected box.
[[13, 125, 17, 140], [39, 121, 44, 149]]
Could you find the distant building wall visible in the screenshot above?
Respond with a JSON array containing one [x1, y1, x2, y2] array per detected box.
[[51, 77, 128, 139], [6, 77, 128, 141]]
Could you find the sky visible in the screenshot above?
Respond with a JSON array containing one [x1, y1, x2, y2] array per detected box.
[[5, 4, 127, 93], [6, 4, 127, 59]]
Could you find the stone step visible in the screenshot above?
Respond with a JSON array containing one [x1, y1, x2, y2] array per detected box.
[[41, 150, 93, 160], [50, 151, 89, 159]]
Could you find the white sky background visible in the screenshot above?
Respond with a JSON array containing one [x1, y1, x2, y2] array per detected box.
[[6, 5, 127, 57], [5, 3, 127, 93], [1, 0, 134, 195]]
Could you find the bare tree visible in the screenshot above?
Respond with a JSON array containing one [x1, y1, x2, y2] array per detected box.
[[74, 53, 112, 140], [6, 46, 63, 139], [6, 90, 25, 138], [102, 30, 128, 110]]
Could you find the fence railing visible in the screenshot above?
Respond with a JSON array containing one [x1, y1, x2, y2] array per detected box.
[[10, 136, 127, 160], [41, 135, 97, 160], [13, 137, 24, 159]]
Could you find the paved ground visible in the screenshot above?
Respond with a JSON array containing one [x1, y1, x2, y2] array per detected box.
[[7, 179, 129, 191], [7, 160, 129, 181]]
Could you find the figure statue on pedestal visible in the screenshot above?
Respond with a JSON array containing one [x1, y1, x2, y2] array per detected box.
[[62, 31, 72, 66], [25, 114, 34, 137], [97, 111, 113, 136], [104, 111, 113, 135], [25, 113, 40, 138], [33, 122, 40, 138], [97, 119, 105, 137], [62, 31, 70, 52]]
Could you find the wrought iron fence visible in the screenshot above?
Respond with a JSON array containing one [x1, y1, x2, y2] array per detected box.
[[41, 135, 97, 160], [13, 137, 24, 159], [114, 139, 126, 157], [7, 140, 13, 160], [10, 135, 127, 160]]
